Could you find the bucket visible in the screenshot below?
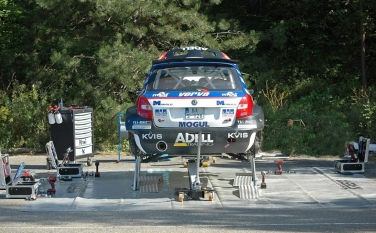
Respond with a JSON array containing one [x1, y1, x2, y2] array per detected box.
[[55, 112, 63, 124], [48, 113, 56, 124]]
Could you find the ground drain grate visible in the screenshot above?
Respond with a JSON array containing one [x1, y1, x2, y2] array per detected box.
[[336, 180, 362, 190]]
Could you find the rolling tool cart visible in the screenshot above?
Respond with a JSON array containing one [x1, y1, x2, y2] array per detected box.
[[334, 136, 370, 174], [49, 105, 94, 166]]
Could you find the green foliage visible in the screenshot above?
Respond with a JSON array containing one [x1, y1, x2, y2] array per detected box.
[[0, 90, 12, 149], [347, 86, 376, 140], [262, 96, 352, 156], [0, 82, 50, 151], [0, 0, 375, 157]]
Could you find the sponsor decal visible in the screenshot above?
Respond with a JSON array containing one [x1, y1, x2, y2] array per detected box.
[[237, 120, 252, 124], [222, 109, 235, 118], [79, 139, 87, 145], [181, 46, 208, 51], [174, 133, 213, 146], [228, 132, 248, 139], [222, 92, 238, 97], [178, 121, 210, 127], [155, 109, 167, 117], [196, 88, 209, 93], [216, 100, 236, 106], [133, 121, 151, 125], [153, 101, 172, 106], [132, 125, 151, 129], [152, 92, 169, 97], [237, 120, 257, 129], [132, 120, 152, 129], [142, 132, 162, 140], [179, 92, 210, 97]]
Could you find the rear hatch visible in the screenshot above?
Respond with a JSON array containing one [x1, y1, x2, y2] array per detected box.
[[143, 65, 247, 128], [147, 90, 244, 128]]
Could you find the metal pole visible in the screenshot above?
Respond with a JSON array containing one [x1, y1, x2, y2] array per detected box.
[[117, 113, 121, 162], [251, 155, 257, 187], [133, 156, 141, 191], [195, 131, 202, 190]]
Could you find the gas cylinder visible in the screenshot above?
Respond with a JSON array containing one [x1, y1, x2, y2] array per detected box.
[[55, 112, 63, 124], [48, 113, 56, 124]]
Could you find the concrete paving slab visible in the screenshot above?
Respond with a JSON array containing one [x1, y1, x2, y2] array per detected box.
[[1, 154, 376, 212]]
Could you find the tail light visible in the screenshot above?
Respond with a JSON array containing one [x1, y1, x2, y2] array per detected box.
[[236, 94, 253, 118], [136, 95, 153, 119]]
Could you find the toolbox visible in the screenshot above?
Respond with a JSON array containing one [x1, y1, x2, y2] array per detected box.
[[334, 137, 370, 174], [6, 181, 40, 199], [6, 162, 40, 199], [334, 160, 365, 174], [57, 163, 84, 179]]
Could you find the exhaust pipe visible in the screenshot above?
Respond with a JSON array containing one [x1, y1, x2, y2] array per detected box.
[[156, 141, 168, 152]]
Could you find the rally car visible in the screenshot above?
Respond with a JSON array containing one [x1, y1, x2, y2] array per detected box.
[[125, 46, 264, 159]]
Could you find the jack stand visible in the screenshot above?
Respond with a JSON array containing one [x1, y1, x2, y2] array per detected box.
[[47, 176, 56, 195], [95, 161, 100, 177], [275, 159, 283, 174], [260, 171, 267, 189], [133, 155, 141, 191], [192, 131, 203, 192], [250, 151, 257, 187]]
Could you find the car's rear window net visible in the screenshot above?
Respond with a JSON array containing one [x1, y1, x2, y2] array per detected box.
[[149, 67, 241, 91]]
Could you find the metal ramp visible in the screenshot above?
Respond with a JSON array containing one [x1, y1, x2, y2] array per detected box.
[[233, 173, 259, 199], [139, 173, 163, 193]]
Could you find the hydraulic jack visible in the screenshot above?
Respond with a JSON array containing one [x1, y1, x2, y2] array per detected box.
[[175, 131, 215, 202]]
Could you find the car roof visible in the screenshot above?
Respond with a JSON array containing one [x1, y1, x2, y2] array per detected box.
[[152, 46, 238, 65]]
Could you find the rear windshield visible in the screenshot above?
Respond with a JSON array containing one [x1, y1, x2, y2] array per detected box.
[[146, 66, 242, 91]]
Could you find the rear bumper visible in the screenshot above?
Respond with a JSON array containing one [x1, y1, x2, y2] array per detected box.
[[125, 106, 264, 156]]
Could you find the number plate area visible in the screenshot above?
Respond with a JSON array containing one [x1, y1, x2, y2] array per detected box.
[[185, 108, 204, 119]]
